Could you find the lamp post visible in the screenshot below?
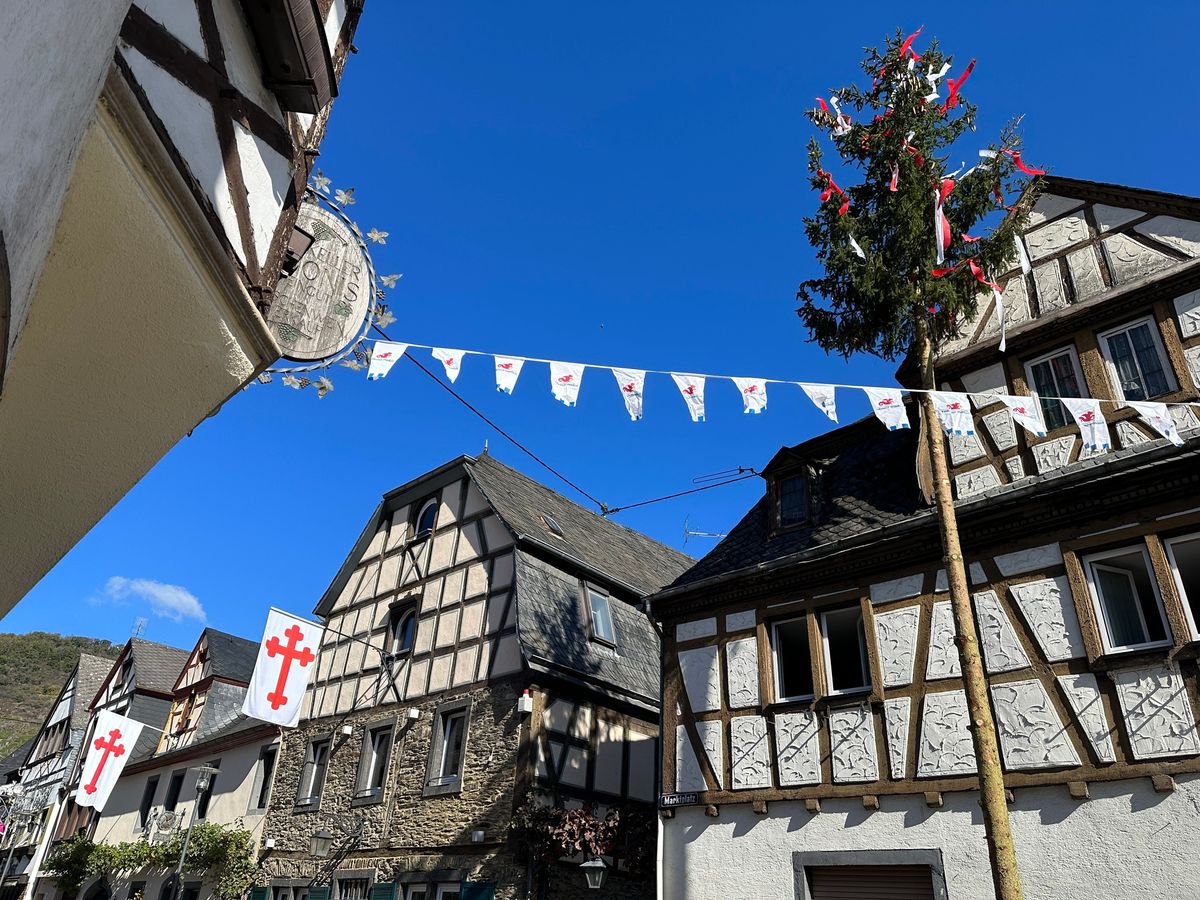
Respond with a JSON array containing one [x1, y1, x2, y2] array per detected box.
[[579, 857, 608, 890], [170, 765, 220, 900]]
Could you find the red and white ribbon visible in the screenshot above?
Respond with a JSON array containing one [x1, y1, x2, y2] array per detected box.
[[932, 258, 1007, 351], [433, 348, 465, 383], [1061, 398, 1111, 451], [923, 61, 951, 102], [495, 355, 524, 394], [672, 374, 706, 422], [612, 367, 646, 421], [817, 169, 850, 216], [999, 395, 1048, 438], [732, 377, 768, 414], [940, 59, 975, 112], [800, 383, 838, 422], [550, 361, 584, 407], [367, 341, 408, 381], [934, 177, 955, 264], [828, 95, 852, 136], [931, 391, 975, 436], [1128, 401, 1184, 447], [863, 387, 910, 430]]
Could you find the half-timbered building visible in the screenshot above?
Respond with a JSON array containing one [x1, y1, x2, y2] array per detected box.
[[0, 0, 366, 616], [651, 177, 1200, 899], [259, 452, 691, 900]]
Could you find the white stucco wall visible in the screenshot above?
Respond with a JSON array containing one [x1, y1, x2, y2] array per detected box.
[[662, 775, 1200, 900], [0, 0, 130, 369]]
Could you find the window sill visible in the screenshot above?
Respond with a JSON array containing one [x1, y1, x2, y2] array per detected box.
[[350, 792, 384, 809], [815, 689, 878, 709], [292, 798, 321, 814], [1092, 642, 1174, 670], [422, 777, 462, 799]]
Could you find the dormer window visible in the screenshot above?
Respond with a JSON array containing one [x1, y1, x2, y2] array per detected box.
[[773, 470, 809, 530], [388, 605, 417, 657], [585, 587, 616, 646], [413, 497, 438, 538]]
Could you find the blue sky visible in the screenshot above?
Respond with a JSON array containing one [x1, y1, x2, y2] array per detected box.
[[5, 3, 1199, 648]]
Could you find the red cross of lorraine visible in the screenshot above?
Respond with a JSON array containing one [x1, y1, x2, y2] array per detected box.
[[83, 728, 126, 795], [265, 624, 315, 710]]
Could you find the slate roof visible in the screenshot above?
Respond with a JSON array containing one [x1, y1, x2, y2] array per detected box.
[[73, 654, 114, 731], [467, 452, 695, 596], [198, 628, 257, 685], [669, 415, 924, 589], [0, 737, 35, 781], [129, 638, 191, 694]]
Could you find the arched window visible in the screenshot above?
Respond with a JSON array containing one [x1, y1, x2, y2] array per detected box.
[[414, 498, 438, 537], [389, 607, 416, 656]]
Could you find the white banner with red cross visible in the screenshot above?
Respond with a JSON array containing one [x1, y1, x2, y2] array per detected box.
[[75, 710, 144, 811], [243, 608, 325, 728]]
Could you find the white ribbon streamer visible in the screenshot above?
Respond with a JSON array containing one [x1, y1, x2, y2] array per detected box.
[[799, 383, 838, 422], [367, 341, 407, 381], [863, 387, 910, 430], [612, 368, 646, 421], [1127, 400, 1184, 447], [672, 374, 706, 422], [1014, 234, 1032, 275], [732, 377, 768, 414], [849, 236, 866, 259], [924, 61, 951, 102], [1061, 397, 1111, 451], [495, 356, 524, 394], [930, 391, 975, 436], [433, 348, 465, 383], [550, 361, 584, 407]]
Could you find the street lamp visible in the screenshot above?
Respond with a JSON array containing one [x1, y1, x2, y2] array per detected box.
[[310, 829, 333, 858], [579, 857, 608, 890], [171, 765, 220, 900]]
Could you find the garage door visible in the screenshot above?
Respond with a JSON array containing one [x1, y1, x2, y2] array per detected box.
[[807, 864, 936, 900]]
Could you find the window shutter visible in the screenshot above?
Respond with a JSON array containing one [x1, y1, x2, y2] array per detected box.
[[807, 865, 935, 899], [248, 888, 269, 900], [308, 888, 331, 900], [368, 885, 396, 900], [460, 882, 495, 900]]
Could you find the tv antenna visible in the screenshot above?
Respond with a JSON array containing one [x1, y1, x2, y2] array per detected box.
[[682, 515, 727, 547], [131, 617, 148, 639]]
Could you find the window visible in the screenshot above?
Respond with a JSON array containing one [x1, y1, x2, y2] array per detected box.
[[137, 776, 159, 830], [163, 770, 186, 812], [404, 890, 428, 900], [1083, 546, 1171, 652], [297, 738, 331, 806], [771, 617, 814, 702], [1025, 346, 1084, 431], [778, 473, 808, 528], [821, 607, 871, 694], [1098, 317, 1174, 402], [194, 759, 219, 820], [355, 724, 393, 801], [424, 701, 471, 796], [335, 878, 370, 900], [541, 514, 565, 538], [388, 605, 417, 656], [250, 745, 278, 813], [413, 498, 438, 537], [1165, 533, 1200, 639], [586, 588, 616, 645], [434, 889, 460, 900]]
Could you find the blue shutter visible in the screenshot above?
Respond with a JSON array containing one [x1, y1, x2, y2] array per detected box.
[[308, 888, 331, 900], [460, 882, 495, 900], [248, 888, 269, 900], [368, 885, 396, 900]]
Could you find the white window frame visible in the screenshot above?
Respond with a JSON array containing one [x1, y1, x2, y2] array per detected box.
[[1023, 345, 1084, 431], [1096, 315, 1177, 403], [388, 605, 417, 656], [413, 498, 438, 538], [771, 616, 814, 703], [1164, 533, 1200, 640], [1082, 545, 1172, 653], [356, 723, 392, 798], [434, 886, 461, 900], [586, 587, 616, 646], [819, 606, 871, 696]]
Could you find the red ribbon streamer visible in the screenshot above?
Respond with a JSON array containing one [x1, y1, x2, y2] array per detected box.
[[898, 26, 924, 62], [940, 59, 975, 112], [999, 148, 1046, 176], [931, 258, 1001, 293], [817, 169, 850, 215]]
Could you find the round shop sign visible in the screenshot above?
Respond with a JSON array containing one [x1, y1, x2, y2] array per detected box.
[[267, 203, 371, 362]]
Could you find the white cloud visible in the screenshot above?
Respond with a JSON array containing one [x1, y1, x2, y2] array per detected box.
[[105, 576, 207, 624]]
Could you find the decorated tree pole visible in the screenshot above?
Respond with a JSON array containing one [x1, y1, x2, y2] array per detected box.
[[797, 29, 1043, 900]]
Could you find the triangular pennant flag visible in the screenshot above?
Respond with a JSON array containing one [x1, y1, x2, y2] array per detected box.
[[799, 383, 838, 422], [243, 608, 325, 728], [432, 348, 465, 383], [75, 709, 144, 811], [494, 356, 524, 394], [550, 361, 584, 407], [612, 368, 646, 421], [367, 341, 407, 380], [930, 391, 974, 436], [732, 377, 768, 414], [863, 387, 910, 430], [1061, 398, 1111, 451], [671, 374, 706, 422], [1127, 401, 1184, 447], [999, 395, 1047, 438]]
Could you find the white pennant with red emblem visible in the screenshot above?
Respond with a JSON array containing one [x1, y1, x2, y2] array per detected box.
[[931, 391, 975, 436], [1061, 398, 1111, 451], [494, 356, 524, 394], [612, 368, 645, 421], [243, 608, 325, 728], [550, 362, 584, 407], [75, 709, 144, 811], [1127, 401, 1184, 447], [999, 395, 1047, 438], [864, 387, 910, 430], [432, 348, 465, 383], [672, 374, 706, 422], [732, 377, 768, 414], [367, 341, 408, 381], [799, 383, 838, 422]]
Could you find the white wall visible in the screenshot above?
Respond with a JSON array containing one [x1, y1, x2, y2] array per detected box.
[[662, 774, 1200, 900], [0, 0, 129, 370]]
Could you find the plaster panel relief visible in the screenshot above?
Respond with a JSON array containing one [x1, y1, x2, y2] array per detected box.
[[1027, 194, 1084, 227], [1093, 204, 1142, 232], [1057, 673, 1117, 764], [960, 363, 1008, 409], [1112, 664, 1200, 760], [1171, 403, 1200, 433], [1008, 576, 1085, 661], [774, 711, 823, 786], [675, 725, 705, 793], [883, 697, 911, 780], [1104, 232, 1175, 284], [982, 409, 1018, 451], [1116, 421, 1151, 448], [677, 618, 718, 642], [990, 679, 1080, 770], [973, 591, 1031, 673], [873, 606, 920, 687], [1135, 216, 1200, 257], [730, 716, 772, 789], [949, 433, 986, 465], [995, 543, 1063, 577], [955, 465, 1002, 500], [1174, 289, 1200, 338], [828, 704, 879, 783], [917, 690, 977, 777], [1185, 346, 1200, 392], [725, 638, 760, 709], [697, 720, 724, 789], [934, 563, 986, 592], [678, 646, 723, 713], [925, 601, 962, 681], [1033, 262, 1068, 314], [1033, 435, 1076, 473], [1003, 456, 1026, 481], [978, 279, 1031, 346], [725, 610, 756, 632], [1066, 247, 1106, 302], [869, 573, 924, 604]]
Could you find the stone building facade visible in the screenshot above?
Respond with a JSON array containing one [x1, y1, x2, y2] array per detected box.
[[259, 453, 691, 900], [651, 177, 1200, 899]]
